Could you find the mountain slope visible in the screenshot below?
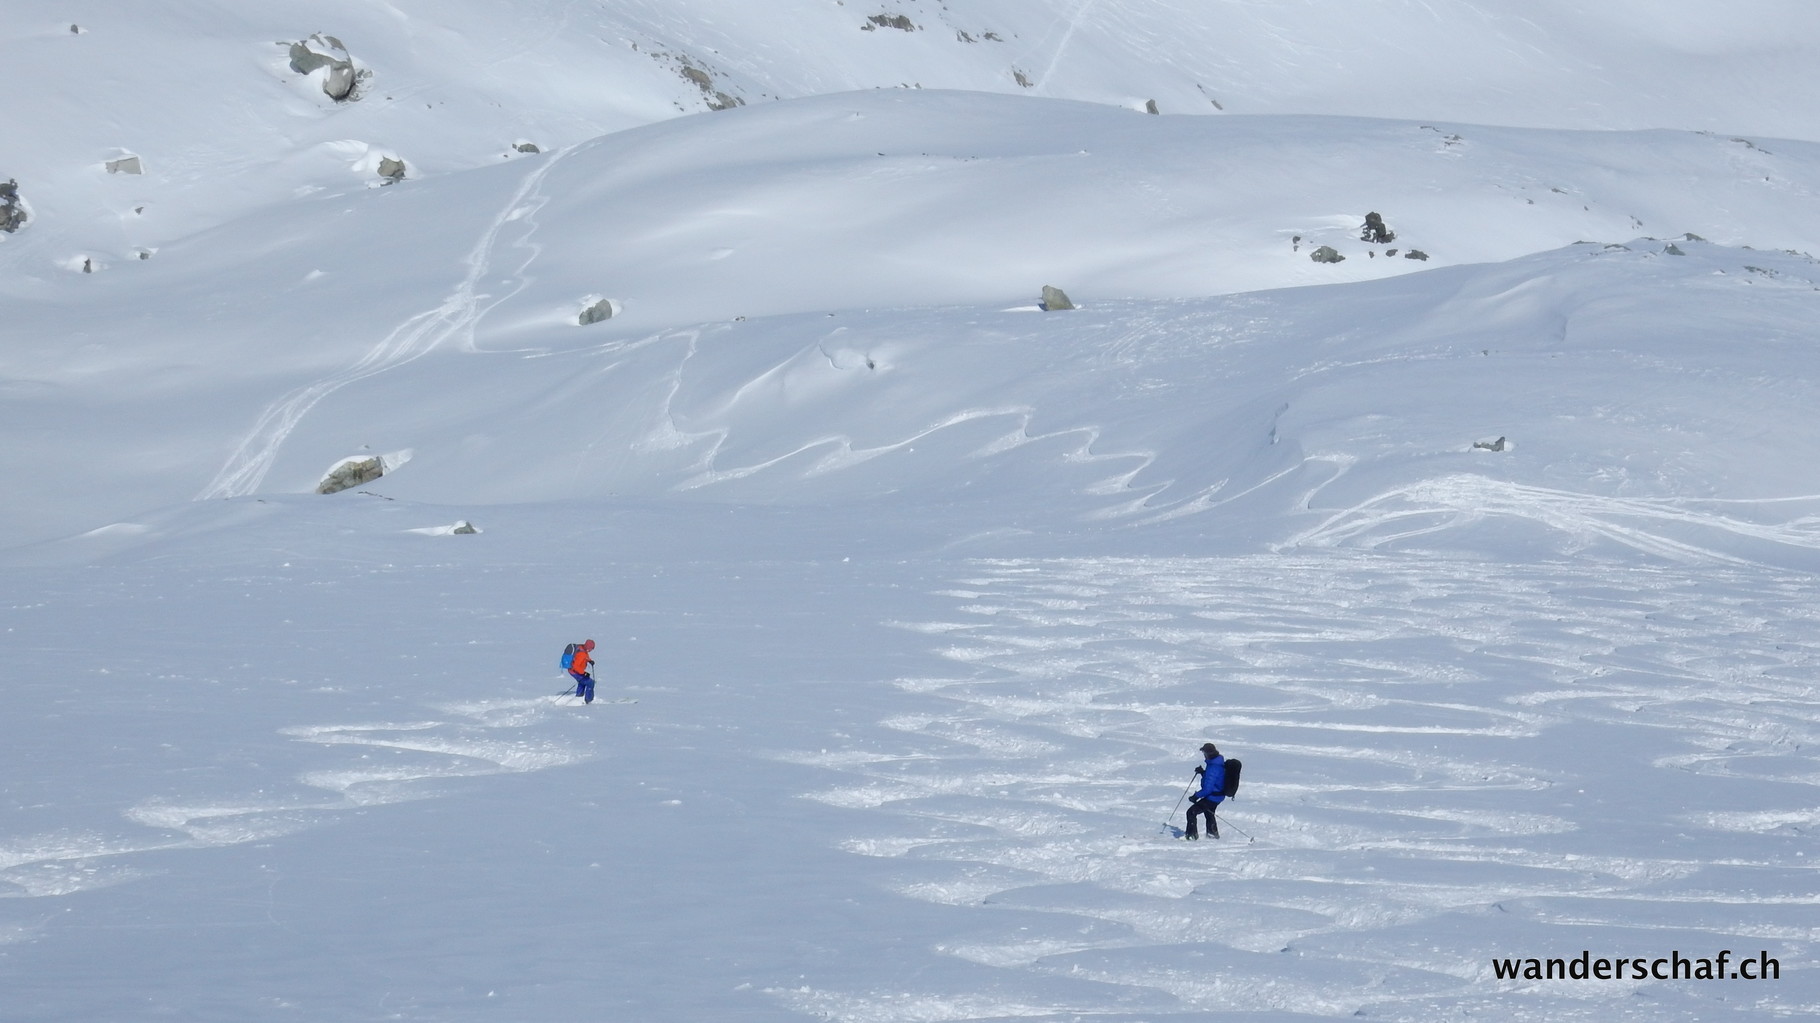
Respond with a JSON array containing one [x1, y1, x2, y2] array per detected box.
[[8, 0, 1820, 270], [6, 6, 1820, 1022], [8, 90, 1820, 547]]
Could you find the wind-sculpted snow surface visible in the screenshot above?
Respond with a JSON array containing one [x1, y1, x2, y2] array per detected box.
[[2, 491, 1817, 1019], [782, 553, 1820, 1020]]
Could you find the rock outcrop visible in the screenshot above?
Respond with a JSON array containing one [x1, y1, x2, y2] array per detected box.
[[0, 179, 25, 233], [316, 456, 385, 494], [678, 62, 742, 111], [1310, 245, 1345, 263], [288, 33, 362, 101], [1040, 285, 1075, 311], [863, 13, 917, 31]]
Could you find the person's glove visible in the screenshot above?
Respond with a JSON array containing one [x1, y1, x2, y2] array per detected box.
[[1194, 766, 1204, 776]]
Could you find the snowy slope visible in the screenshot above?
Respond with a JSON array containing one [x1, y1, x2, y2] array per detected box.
[[5, 3, 1820, 1022], [8, 90, 1820, 543], [9, 0, 1820, 269]]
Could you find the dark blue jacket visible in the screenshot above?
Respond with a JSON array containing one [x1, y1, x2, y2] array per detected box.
[[1194, 755, 1226, 803]]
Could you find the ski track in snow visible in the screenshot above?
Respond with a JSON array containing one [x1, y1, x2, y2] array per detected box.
[[0, 698, 590, 904], [196, 149, 570, 500], [1032, 0, 1102, 88], [1287, 473, 1820, 566], [777, 553, 1820, 1021]]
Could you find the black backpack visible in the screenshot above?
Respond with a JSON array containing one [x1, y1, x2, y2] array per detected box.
[[1221, 758, 1242, 799]]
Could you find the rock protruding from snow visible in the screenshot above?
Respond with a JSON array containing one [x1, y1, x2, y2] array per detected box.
[[1473, 436, 1508, 452], [1145, 99, 1160, 115], [0, 179, 25, 233], [514, 141, 542, 154], [452, 520, 479, 535], [863, 14, 917, 31], [1360, 211, 1395, 243], [1310, 245, 1346, 263], [106, 156, 143, 175], [1040, 285, 1075, 311], [316, 456, 384, 494], [377, 157, 407, 184], [579, 298, 616, 325], [1404, 249, 1430, 261], [288, 34, 361, 102], [677, 61, 742, 111]]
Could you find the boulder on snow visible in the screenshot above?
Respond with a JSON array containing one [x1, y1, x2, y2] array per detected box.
[[1472, 436, 1508, 452], [578, 298, 616, 325], [1145, 99, 1160, 115], [105, 156, 143, 175], [1360, 211, 1395, 243], [288, 33, 362, 101], [0, 179, 25, 234], [862, 13, 917, 31], [377, 157, 407, 183], [316, 456, 385, 495], [514, 141, 542, 154], [1403, 249, 1430, 261], [1310, 245, 1345, 264], [452, 520, 479, 535], [1040, 285, 1075, 311], [678, 63, 742, 111]]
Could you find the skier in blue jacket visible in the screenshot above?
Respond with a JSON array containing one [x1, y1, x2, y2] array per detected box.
[[1185, 742, 1225, 840]]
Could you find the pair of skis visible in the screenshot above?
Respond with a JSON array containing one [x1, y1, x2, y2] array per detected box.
[[551, 685, 636, 706]]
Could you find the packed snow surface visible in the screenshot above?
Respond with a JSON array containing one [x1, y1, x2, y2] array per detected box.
[[4, 2, 1820, 1021]]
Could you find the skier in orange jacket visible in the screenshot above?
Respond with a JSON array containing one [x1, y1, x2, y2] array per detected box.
[[568, 639, 597, 703]]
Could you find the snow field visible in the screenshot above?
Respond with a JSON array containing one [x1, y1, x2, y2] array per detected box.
[[4, 466, 1819, 1019], [8, 4, 1820, 1019], [781, 554, 1820, 1019]]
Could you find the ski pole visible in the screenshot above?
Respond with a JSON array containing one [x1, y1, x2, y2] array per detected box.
[[1161, 776, 1196, 830], [1216, 807, 1255, 843]]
